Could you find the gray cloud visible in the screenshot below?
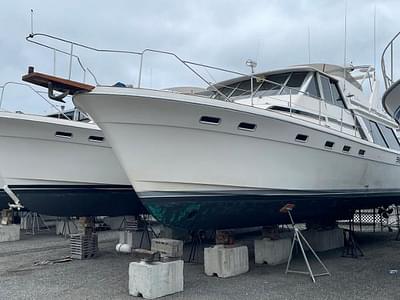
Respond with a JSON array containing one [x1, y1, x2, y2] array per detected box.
[[0, 0, 399, 113]]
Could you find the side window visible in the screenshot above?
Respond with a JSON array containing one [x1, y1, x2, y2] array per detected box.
[[377, 124, 400, 150], [281, 72, 308, 95], [320, 75, 333, 104], [330, 80, 345, 108], [305, 73, 321, 98], [368, 120, 388, 148]]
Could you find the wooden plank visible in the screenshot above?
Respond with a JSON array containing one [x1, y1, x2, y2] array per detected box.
[[22, 66, 94, 96]]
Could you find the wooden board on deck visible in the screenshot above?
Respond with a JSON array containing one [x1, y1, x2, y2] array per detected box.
[[22, 67, 94, 95]]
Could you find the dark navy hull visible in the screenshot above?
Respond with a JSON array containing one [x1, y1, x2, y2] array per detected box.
[[0, 190, 10, 210], [10, 184, 146, 217], [140, 189, 400, 230]]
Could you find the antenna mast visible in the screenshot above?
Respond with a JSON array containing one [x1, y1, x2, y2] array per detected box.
[[308, 26, 311, 64], [343, 0, 347, 92], [373, 3, 377, 78]]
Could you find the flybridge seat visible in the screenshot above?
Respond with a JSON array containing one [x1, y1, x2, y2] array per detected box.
[[382, 79, 400, 124], [22, 66, 94, 102]]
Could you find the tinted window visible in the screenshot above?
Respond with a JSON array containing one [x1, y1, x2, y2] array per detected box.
[[257, 73, 290, 97], [366, 120, 388, 147], [306, 74, 321, 98], [281, 72, 308, 95], [320, 75, 333, 103], [377, 124, 400, 150], [330, 81, 345, 108]]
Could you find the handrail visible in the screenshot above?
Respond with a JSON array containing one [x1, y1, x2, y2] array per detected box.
[[0, 81, 71, 120], [26, 32, 243, 101], [381, 31, 400, 89]]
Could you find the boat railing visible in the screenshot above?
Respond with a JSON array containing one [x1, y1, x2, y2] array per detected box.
[[0, 81, 72, 120], [381, 31, 400, 89], [27, 32, 359, 137]]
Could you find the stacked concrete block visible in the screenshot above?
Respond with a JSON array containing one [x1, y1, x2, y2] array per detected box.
[[0, 224, 20, 242], [151, 238, 183, 259], [129, 260, 184, 299], [204, 245, 249, 278], [254, 238, 292, 265], [302, 228, 344, 252]]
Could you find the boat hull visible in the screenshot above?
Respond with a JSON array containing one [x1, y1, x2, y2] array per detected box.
[[10, 184, 145, 217], [74, 87, 400, 229], [139, 189, 400, 229], [0, 112, 145, 217]]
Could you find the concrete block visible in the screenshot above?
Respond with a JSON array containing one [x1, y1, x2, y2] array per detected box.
[[302, 228, 344, 252], [151, 238, 183, 258], [0, 224, 20, 242], [204, 244, 249, 278], [56, 219, 79, 235], [129, 260, 184, 299], [254, 238, 292, 265], [119, 230, 151, 249]]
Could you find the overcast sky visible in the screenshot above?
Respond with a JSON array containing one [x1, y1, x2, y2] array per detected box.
[[0, 0, 399, 114]]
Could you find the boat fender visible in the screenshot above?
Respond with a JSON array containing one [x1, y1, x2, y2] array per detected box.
[[115, 243, 132, 253]]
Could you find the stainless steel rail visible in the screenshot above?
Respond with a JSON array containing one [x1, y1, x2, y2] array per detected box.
[[381, 31, 400, 89], [0, 81, 71, 120]]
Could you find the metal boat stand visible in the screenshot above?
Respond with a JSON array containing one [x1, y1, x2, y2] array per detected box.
[[281, 204, 330, 283], [186, 230, 205, 263], [21, 211, 50, 235], [59, 217, 78, 238]]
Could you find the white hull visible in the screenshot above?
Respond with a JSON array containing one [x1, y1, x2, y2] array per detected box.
[[74, 87, 400, 228], [0, 111, 143, 216]]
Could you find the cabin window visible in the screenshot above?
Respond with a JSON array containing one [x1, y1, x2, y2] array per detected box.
[[377, 124, 400, 150], [365, 120, 388, 148], [342, 145, 351, 153], [257, 73, 290, 97], [295, 134, 308, 142], [199, 116, 220, 125], [305, 74, 321, 98], [320, 75, 333, 104], [281, 72, 308, 95], [238, 122, 256, 131], [330, 81, 345, 108]]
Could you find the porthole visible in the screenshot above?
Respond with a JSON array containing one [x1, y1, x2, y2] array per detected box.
[[199, 116, 220, 125], [238, 122, 256, 131], [55, 131, 73, 139], [295, 134, 308, 142], [88, 136, 105, 143], [325, 141, 334, 149], [342, 145, 351, 153], [358, 149, 365, 156]]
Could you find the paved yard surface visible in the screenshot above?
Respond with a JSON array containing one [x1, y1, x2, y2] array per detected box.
[[0, 229, 400, 299]]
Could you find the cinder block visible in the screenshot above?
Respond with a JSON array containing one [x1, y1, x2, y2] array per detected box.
[[151, 238, 183, 258], [204, 244, 249, 278], [129, 260, 184, 299], [302, 228, 344, 252], [0, 224, 20, 242], [254, 238, 292, 265], [119, 230, 151, 249]]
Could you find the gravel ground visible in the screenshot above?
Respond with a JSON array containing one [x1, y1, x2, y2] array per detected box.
[[0, 229, 400, 300]]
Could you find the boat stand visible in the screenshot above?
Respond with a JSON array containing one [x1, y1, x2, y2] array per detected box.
[[59, 217, 78, 238], [281, 204, 330, 283], [342, 218, 363, 258], [22, 211, 50, 235], [186, 230, 204, 263]]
